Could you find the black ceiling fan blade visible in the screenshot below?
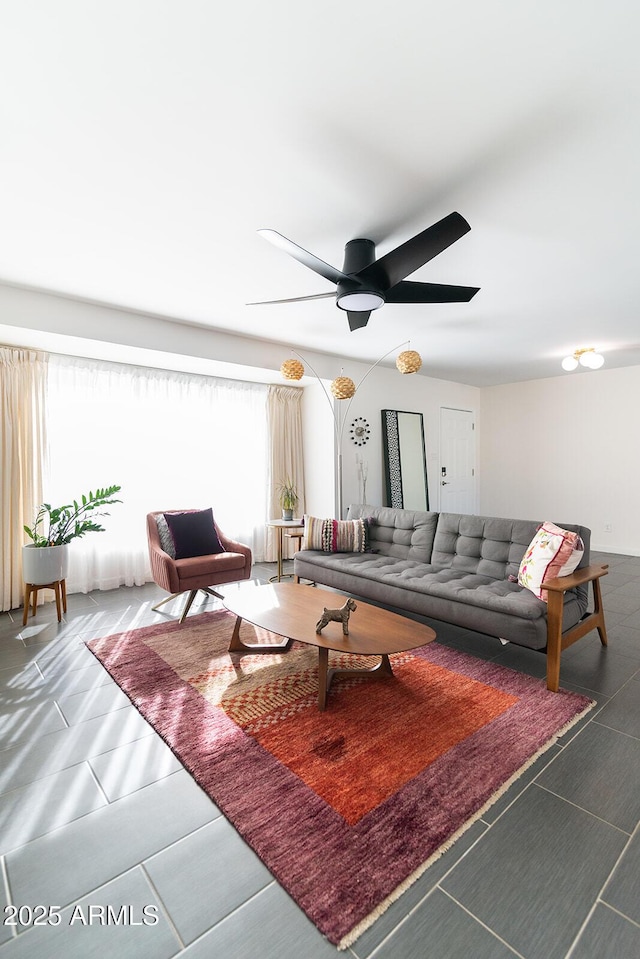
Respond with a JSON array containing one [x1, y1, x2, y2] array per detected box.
[[347, 311, 371, 331], [258, 229, 349, 285], [357, 212, 472, 290], [385, 281, 480, 304], [246, 292, 335, 306]]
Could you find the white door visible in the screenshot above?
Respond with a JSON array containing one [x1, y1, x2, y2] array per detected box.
[[439, 408, 476, 513]]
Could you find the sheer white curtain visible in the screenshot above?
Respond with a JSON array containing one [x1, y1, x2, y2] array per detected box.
[[0, 348, 48, 611], [46, 355, 269, 593], [266, 385, 305, 561]]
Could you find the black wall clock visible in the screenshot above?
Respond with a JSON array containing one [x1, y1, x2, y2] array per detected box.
[[349, 417, 371, 446]]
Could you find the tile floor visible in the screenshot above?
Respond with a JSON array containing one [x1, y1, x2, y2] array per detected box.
[[0, 552, 639, 959]]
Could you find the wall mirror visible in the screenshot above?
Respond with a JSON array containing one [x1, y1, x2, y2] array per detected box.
[[381, 410, 429, 510]]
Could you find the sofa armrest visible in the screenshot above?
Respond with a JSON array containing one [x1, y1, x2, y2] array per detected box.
[[149, 543, 180, 593], [543, 563, 609, 593], [545, 564, 608, 692]]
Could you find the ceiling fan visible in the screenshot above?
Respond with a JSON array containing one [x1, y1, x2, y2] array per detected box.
[[250, 211, 480, 331]]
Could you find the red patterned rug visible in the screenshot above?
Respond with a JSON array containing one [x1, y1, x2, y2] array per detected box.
[[87, 610, 593, 948]]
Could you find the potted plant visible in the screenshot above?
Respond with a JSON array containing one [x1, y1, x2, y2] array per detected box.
[[277, 479, 298, 522], [23, 485, 122, 585]]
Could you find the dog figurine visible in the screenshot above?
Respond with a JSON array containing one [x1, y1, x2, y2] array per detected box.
[[315, 597, 357, 635]]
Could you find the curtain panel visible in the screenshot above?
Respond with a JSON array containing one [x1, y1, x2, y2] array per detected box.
[[0, 347, 48, 611], [266, 385, 305, 562], [45, 355, 270, 594]]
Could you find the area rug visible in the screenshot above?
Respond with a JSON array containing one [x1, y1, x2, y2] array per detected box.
[[87, 610, 594, 949]]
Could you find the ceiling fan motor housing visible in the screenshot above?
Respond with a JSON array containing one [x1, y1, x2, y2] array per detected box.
[[337, 238, 386, 312]]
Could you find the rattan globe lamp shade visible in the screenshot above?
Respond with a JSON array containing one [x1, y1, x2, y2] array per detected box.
[[280, 359, 305, 380], [330, 376, 356, 399], [396, 350, 422, 374]]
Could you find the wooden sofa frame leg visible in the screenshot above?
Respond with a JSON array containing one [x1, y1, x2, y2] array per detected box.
[[544, 564, 609, 692]]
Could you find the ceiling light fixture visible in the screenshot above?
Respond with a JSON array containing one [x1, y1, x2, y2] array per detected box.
[[336, 290, 385, 312], [561, 347, 604, 372]]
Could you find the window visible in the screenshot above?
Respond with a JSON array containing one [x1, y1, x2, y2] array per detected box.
[[45, 355, 268, 592]]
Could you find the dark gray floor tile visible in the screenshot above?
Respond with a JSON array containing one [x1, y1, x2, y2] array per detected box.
[[601, 591, 640, 615], [362, 887, 519, 959], [33, 641, 96, 676], [608, 579, 640, 597], [569, 902, 640, 959], [0, 639, 38, 671], [0, 700, 67, 749], [90, 733, 182, 800], [0, 706, 153, 795], [145, 817, 272, 945], [619, 607, 640, 629], [30, 661, 114, 700], [599, 570, 638, 589], [6, 770, 219, 908], [595, 677, 640, 739], [441, 786, 627, 959], [556, 642, 639, 697], [0, 868, 179, 959], [56, 682, 131, 725], [597, 608, 633, 627], [536, 722, 640, 833], [0, 662, 44, 700], [180, 883, 339, 959], [432, 629, 503, 659], [353, 820, 488, 957], [601, 828, 640, 924], [603, 624, 640, 662], [0, 763, 107, 851], [489, 642, 547, 679]]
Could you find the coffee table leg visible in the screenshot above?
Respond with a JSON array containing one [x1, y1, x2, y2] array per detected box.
[[318, 647, 329, 711], [228, 615, 293, 654], [317, 651, 394, 711]]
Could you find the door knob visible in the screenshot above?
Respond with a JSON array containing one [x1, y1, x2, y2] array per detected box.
[[441, 481, 450, 485]]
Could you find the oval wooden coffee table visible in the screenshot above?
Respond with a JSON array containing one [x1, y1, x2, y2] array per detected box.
[[220, 582, 436, 710]]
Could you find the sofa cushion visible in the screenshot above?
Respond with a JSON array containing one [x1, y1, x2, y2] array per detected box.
[[347, 505, 438, 563], [518, 522, 584, 600], [164, 508, 224, 559]]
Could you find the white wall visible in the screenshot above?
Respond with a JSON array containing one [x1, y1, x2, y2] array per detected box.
[[336, 363, 480, 515], [480, 365, 640, 553]]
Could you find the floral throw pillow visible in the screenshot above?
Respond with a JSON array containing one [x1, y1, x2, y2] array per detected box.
[[518, 521, 584, 601]]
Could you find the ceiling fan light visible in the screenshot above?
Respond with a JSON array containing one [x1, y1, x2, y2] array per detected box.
[[336, 291, 385, 312], [330, 376, 356, 400], [561, 355, 579, 371], [396, 350, 422, 374], [280, 358, 305, 380]]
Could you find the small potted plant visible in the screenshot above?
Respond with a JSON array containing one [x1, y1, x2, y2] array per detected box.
[[23, 485, 122, 585], [278, 479, 299, 522]]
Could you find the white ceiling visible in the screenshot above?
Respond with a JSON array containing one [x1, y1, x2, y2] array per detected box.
[[1, 1, 639, 387]]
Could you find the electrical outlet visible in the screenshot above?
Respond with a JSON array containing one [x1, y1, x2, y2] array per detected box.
[[604, 523, 612, 533]]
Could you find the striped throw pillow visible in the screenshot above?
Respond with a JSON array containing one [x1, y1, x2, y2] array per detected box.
[[303, 515, 367, 553]]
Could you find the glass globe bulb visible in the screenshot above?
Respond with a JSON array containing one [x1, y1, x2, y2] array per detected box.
[[580, 351, 604, 369], [562, 355, 578, 371]]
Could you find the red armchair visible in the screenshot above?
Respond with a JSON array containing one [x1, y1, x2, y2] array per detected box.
[[147, 510, 252, 623]]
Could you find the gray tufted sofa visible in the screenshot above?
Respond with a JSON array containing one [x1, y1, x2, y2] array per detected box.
[[293, 505, 609, 691]]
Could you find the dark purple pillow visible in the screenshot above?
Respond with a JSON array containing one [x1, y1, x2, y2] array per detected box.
[[163, 509, 224, 559]]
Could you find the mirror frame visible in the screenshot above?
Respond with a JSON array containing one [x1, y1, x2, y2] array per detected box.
[[381, 409, 429, 510]]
